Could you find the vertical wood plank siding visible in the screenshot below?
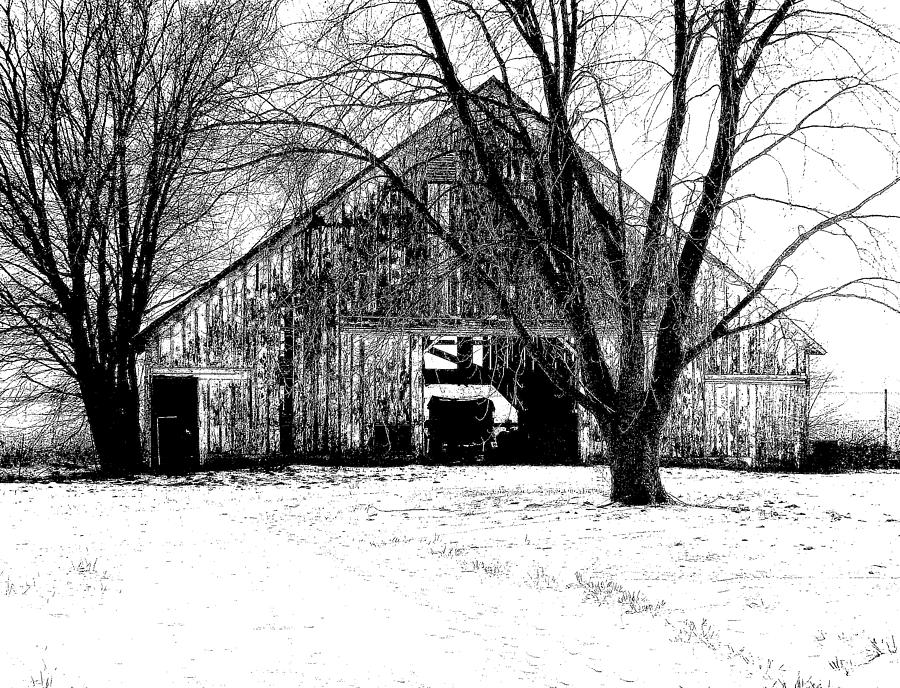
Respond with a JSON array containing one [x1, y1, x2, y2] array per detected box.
[[140, 222, 424, 464], [577, 331, 811, 468], [141, 213, 814, 469]]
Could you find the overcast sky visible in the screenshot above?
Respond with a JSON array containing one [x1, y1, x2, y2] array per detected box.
[[794, 1, 900, 408]]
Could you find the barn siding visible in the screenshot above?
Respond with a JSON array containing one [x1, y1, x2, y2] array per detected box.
[[578, 338, 810, 468], [141, 231, 815, 469]]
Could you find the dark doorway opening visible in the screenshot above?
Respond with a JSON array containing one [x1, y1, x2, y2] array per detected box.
[[481, 341, 579, 463], [151, 376, 199, 473], [427, 396, 495, 459], [421, 336, 580, 463], [513, 366, 578, 462]]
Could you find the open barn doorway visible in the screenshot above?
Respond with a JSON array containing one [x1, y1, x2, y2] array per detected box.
[[427, 395, 495, 459], [423, 336, 578, 463], [151, 376, 199, 473]]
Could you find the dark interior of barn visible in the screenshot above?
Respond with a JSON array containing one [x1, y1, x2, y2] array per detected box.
[[424, 337, 578, 463], [151, 376, 200, 473]]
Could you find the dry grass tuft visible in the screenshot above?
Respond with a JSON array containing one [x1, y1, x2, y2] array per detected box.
[[70, 557, 98, 575], [573, 571, 666, 615], [868, 635, 898, 661], [461, 558, 508, 577]]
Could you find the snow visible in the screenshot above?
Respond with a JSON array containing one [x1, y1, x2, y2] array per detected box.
[[1, 466, 899, 687]]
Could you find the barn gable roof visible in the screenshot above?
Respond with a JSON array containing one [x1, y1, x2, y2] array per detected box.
[[139, 77, 825, 356]]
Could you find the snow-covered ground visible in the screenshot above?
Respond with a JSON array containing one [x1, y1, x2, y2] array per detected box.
[[1, 466, 899, 687]]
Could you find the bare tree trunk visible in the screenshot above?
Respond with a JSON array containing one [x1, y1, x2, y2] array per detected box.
[[78, 364, 143, 475], [88, 407, 141, 476], [607, 417, 669, 506]]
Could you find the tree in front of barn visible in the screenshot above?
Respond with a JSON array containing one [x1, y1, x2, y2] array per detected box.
[[266, 0, 900, 503], [0, 0, 280, 473]]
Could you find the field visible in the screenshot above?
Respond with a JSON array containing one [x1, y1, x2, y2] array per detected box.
[[1, 465, 898, 688]]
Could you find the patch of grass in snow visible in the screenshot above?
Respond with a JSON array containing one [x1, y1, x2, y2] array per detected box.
[[2, 571, 35, 596], [814, 635, 898, 684], [868, 635, 898, 661], [30, 662, 54, 688], [70, 557, 98, 575], [5, 578, 33, 595], [370, 534, 418, 547], [771, 677, 828, 688], [670, 618, 719, 649], [667, 616, 844, 688], [66, 556, 110, 593], [429, 542, 466, 558], [667, 616, 796, 681], [526, 566, 557, 589], [461, 558, 508, 577], [745, 595, 770, 610], [828, 656, 852, 676], [427, 540, 508, 576], [573, 571, 666, 615], [428, 536, 552, 585]]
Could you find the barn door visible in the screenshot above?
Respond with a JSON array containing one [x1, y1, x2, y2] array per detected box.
[[151, 376, 200, 472]]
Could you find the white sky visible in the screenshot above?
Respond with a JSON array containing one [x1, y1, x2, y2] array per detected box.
[[788, 1, 900, 399]]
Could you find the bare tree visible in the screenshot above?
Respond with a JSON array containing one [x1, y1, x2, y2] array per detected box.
[[0, 0, 280, 473], [262, 0, 900, 504]]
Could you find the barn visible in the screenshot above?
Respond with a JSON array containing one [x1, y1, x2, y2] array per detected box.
[[136, 83, 825, 471]]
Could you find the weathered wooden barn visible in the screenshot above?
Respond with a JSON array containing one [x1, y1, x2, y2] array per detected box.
[[136, 83, 824, 471]]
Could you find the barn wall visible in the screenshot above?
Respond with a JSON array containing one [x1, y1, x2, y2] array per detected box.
[[142, 233, 294, 464], [140, 258, 424, 464], [579, 326, 811, 468], [332, 331, 422, 456], [693, 377, 807, 468], [142, 240, 813, 468], [290, 328, 420, 457]]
